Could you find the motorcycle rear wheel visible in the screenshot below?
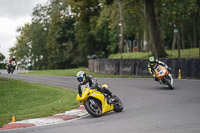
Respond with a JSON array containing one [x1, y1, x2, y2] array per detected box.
[[113, 95, 123, 112], [84, 98, 102, 117]]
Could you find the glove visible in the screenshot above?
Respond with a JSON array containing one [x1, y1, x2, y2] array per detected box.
[[153, 74, 155, 77], [165, 65, 168, 69]]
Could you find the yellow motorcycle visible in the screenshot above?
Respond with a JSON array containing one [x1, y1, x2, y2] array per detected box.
[[76, 84, 123, 117]]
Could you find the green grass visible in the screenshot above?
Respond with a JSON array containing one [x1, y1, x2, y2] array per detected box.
[[166, 48, 199, 58], [26, 67, 88, 76], [0, 77, 80, 128], [109, 48, 200, 59], [23, 67, 150, 78], [109, 52, 149, 59]]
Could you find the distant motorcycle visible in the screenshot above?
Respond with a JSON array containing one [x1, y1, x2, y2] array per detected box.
[[7, 61, 16, 74], [154, 65, 174, 89]]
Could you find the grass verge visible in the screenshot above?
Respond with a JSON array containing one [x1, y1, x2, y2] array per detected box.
[[0, 77, 79, 128]]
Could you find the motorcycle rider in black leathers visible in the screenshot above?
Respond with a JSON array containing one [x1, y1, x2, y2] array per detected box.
[[76, 71, 115, 103]]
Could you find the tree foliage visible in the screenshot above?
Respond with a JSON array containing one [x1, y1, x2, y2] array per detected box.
[[10, 0, 200, 69], [0, 53, 5, 62]]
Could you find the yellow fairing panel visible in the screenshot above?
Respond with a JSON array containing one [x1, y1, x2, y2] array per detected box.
[[90, 92, 114, 114], [76, 88, 114, 114], [76, 94, 84, 104]]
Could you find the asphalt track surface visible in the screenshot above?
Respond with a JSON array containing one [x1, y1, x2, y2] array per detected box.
[[0, 70, 200, 133]]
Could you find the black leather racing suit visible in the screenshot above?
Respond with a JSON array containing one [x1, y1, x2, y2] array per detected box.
[[78, 75, 112, 97]]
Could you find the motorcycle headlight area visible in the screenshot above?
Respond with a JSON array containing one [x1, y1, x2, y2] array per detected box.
[[158, 70, 166, 76]]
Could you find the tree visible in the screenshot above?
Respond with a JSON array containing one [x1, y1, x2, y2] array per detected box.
[[69, 0, 101, 66], [161, 0, 199, 49], [29, 23, 48, 69], [10, 0, 200, 69], [95, 2, 119, 55], [0, 53, 5, 69], [0, 53, 5, 62], [118, 0, 125, 53], [144, 0, 167, 57], [47, 13, 76, 68]]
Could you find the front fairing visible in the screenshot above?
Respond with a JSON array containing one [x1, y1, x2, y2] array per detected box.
[[76, 88, 97, 104], [76, 87, 114, 114], [155, 66, 168, 79]]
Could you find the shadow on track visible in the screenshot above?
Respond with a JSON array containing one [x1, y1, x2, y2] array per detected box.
[[151, 86, 175, 91]]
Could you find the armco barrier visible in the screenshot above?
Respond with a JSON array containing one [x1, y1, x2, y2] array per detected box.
[[88, 58, 200, 79]]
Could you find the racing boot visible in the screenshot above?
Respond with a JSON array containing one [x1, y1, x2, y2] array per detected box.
[[108, 94, 117, 104]]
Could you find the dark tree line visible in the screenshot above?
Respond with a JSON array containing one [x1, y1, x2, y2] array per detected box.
[[9, 0, 200, 69]]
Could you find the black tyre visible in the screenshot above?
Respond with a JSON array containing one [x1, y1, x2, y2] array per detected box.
[[84, 98, 102, 117], [11, 67, 15, 74], [113, 95, 123, 112], [7, 68, 10, 74], [164, 78, 174, 90]]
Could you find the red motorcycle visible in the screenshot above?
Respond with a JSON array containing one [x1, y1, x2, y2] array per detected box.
[[6, 61, 16, 74]]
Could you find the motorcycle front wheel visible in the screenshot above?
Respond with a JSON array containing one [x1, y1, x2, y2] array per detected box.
[[84, 98, 102, 117], [11, 68, 15, 74], [7, 68, 11, 74], [164, 78, 174, 90]]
